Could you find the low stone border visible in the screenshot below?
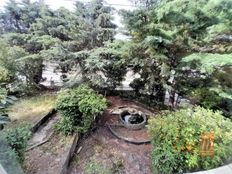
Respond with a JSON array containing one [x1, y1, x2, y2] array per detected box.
[[119, 110, 147, 130], [58, 133, 79, 174], [185, 163, 232, 174], [31, 109, 56, 133], [107, 124, 151, 145]]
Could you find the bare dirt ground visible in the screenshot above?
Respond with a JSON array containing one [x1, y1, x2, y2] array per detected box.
[[69, 96, 155, 174], [24, 123, 72, 174]]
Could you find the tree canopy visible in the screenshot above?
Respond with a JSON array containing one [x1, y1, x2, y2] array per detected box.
[[0, 0, 232, 115], [0, 0, 118, 90], [121, 0, 232, 112]]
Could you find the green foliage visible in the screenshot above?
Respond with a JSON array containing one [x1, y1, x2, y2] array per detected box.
[[84, 156, 124, 174], [55, 85, 107, 135], [129, 0, 158, 7], [0, 133, 24, 174], [0, 87, 17, 129], [7, 93, 56, 123], [5, 123, 32, 163], [121, 0, 232, 106], [180, 53, 232, 114], [148, 107, 232, 173], [0, 115, 10, 128], [0, 40, 17, 82], [0, 66, 10, 82], [182, 53, 232, 73], [76, 41, 129, 89], [0, 0, 46, 32], [190, 88, 222, 108], [0, 88, 17, 108], [55, 116, 77, 136], [0, 0, 117, 90], [85, 158, 107, 174], [0, 1, 53, 89]]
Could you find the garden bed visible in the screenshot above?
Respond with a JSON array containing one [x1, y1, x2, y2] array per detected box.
[[24, 132, 73, 174], [69, 96, 154, 174]]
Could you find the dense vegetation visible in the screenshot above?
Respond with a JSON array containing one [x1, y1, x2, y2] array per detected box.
[[0, 134, 24, 174], [5, 124, 32, 162], [55, 85, 107, 135], [148, 107, 232, 173], [122, 0, 232, 112], [0, 123, 31, 164], [1, 0, 230, 113], [0, 0, 120, 91], [0, 0, 231, 173], [0, 88, 17, 129]]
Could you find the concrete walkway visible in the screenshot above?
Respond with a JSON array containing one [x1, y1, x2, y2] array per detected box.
[[186, 163, 232, 174]]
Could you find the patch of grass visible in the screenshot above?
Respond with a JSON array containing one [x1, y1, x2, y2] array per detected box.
[[94, 144, 104, 153], [110, 157, 124, 174], [85, 155, 124, 174], [72, 155, 80, 166], [85, 157, 109, 174], [7, 93, 56, 123]]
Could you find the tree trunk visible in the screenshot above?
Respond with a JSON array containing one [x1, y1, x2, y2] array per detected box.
[[33, 61, 43, 84]]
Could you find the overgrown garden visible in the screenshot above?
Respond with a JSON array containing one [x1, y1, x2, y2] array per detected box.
[[0, 0, 232, 173]]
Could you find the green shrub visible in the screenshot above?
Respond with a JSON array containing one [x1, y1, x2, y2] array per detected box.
[[55, 85, 107, 135], [0, 134, 24, 174], [54, 116, 77, 135], [147, 107, 232, 174], [190, 88, 222, 109], [0, 87, 17, 129], [5, 123, 32, 163]]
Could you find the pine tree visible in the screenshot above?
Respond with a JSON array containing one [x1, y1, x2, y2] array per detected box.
[[122, 0, 232, 109]]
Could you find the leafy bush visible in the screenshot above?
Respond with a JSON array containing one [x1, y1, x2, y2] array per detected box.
[[5, 124, 32, 163], [148, 107, 232, 174], [190, 88, 222, 109], [0, 115, 10, 130], [54, 116, 77, 136], [55, 85, 107, 135], [0, 134, 24, 174], [0, 87, 17, 129], [0, 66, 10, 82]]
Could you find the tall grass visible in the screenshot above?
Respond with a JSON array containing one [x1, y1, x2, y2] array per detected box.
[[7, 94, 56, 123]]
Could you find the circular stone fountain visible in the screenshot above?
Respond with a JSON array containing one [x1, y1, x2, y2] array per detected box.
[[119, 110, 147, 130]]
